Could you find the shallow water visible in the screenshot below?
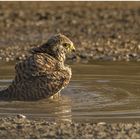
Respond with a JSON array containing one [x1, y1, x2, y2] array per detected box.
[[0, 61, 140, 122]]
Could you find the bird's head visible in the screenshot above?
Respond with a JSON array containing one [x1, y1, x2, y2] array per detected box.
[[30, 34, 75, 62]]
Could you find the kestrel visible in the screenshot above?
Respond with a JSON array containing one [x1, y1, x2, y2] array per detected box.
[[0, 34, 75, 101]]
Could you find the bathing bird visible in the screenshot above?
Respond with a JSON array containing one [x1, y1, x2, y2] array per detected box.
[[0, 34, 75, 101]]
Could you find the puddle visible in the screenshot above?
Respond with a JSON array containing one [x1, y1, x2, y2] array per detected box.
[[0, 61, 140, 122]]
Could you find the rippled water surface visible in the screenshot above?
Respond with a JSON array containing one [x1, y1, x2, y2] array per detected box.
[[0, 61, 140, 122]]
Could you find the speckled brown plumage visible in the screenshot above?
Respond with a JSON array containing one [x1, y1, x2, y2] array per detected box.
[[0, 34, 75, 101]]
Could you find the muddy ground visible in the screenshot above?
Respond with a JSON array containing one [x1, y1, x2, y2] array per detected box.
[[0, 2, 140, 62]]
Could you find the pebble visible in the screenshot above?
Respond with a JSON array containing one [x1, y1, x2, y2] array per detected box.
[[17, 114, 26, 119], [97, 122, 107, 125], [5, 57, 10, 62], [138, 45, 140, 50]]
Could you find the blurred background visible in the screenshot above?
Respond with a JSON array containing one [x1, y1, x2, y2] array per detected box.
[[0, 1, 140, 62]]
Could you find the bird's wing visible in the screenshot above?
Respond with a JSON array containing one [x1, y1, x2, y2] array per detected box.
[[31, 53, 71, 94], [14, 53, 71, 99], [15, 53, 57, 80]]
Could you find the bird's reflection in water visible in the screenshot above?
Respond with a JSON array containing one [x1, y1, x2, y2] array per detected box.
[[0, 94, 72, 122], [41, 95, 72, 122]]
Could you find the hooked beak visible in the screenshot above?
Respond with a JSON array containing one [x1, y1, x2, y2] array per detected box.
[[70, 45, 76, 52]]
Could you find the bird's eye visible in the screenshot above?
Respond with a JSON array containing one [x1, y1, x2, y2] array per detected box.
[[63, 43, 70, 48]]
